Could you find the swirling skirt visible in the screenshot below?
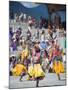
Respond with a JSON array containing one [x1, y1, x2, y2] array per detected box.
[[28, 64, 45, 80], [12, 64, 27, 76], [53, 60, 64, 74]]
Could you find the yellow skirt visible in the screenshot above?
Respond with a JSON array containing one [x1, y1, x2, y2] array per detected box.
[[28, 65, 34, 77], [12, 64, 27, 76], [53, 60, 64, 74], [28, 64, 45, 78]]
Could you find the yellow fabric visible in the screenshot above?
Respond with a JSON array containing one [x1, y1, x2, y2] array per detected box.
[[28, 64, 45, 78], [21, 47, 29, 61], [28, 65, 34, 76], [34, 64, 45, 78], [53, 60, 64, 74], [25, 47, 29, 57], [12, 64, 27, 76], [27, 76, 31, 80]]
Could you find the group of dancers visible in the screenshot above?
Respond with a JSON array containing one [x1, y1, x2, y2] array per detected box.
[[9, 17, 66, 87], [10, 31, 65, 83]]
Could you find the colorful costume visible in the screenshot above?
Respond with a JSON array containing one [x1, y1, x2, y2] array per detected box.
[[12, 64, 27, 76], [28, 48, 45, 80], [53, 60, 64, 74], [51, 48, 64, 74], [21, 47, 29, 61], [21, 46, 30, 68]]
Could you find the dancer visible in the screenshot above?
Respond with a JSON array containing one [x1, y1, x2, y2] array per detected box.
[[49, 41, 64, 80], [52, 45, 64, 80], [19, 40, 30, 81], [11, 61, 27, 77], [27, 40, 45, 87]]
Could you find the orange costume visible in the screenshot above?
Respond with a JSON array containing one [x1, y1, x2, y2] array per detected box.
[[12, 64, 27, 76]]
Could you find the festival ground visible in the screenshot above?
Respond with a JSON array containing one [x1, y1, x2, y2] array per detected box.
[[9, 73, 66, 89]]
